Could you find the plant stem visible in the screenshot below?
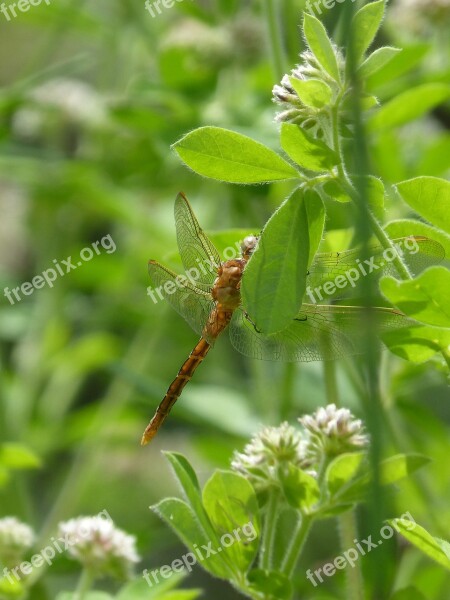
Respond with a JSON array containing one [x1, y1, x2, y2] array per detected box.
[[74, 569, 94, 600], [259, 489, 280, 570], [338, 511, 365, 600], [262, 0, 286, 79], [281, 513, 313, 577]]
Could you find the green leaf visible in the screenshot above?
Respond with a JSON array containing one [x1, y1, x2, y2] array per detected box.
[[357, 47, 401, 78], [381, 324, 450, 363], [338, 454, 430, 503], [56, 594, 113, 600], [384, 220, 450, 263], [202, 470, 260, 573], [380, 266, 450, 327], [278, 464, 320, 511], [303, 13, 340, 81], [281, 123, 338, 172], [366, 43, 429, 91], [0, 576, 23, 597], [368, 84, 450, 131], [289, 77, 332, 108], [116, 573, 199, 600], [0, 443, 41, 470], [395, 177, 450, 234], [389, 519, 450, 571], [326, 452, 365, 496], [152, 498, 230, 579], [163, 453, 220, 546], [379, 454, 431, 486], [241, 188, 325, 334], [247, 569, 292, 600], [390, 588, 427, 600], [172, 127, 299, 184], [351, 0, 386, 62]]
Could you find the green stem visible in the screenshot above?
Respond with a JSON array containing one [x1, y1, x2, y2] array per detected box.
[[74, 569, 95, 600], [280, 513, 313, 577], [338, 511, 365, 600], [262, 0, 286, 79], [259, 489, 280, 570]]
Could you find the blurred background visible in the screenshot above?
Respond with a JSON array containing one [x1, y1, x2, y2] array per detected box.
[[0, 0, 449, 598]]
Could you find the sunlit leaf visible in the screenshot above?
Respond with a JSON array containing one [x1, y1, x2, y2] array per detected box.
[[289, 77, 332, 108], [303, 13, 340, 81], [389, 519, 450, 571], [357, 47, 401, 78], [326, 452, 366, 496], [395, 177, 450, 234], [278, 464, 320, 511], [351, 0, 386, 63], [241, 188, 325, 334], [281, 123, 338, 172], [380, 267, 450, 327], [172, 127, 300, 183]]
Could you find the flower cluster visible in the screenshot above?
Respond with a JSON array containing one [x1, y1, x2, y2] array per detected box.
[[0, 517, 35, 567], [272, 48, 344, 130], [232, 405, 369, 492], [57, 516, 140, 581]]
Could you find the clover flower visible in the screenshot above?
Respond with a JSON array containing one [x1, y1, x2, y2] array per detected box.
[[0, 517, 35, 567], [272, 48, 344, 129], [299, 404, 369, 462], [57, 516, 140, 580], [231, 422, 313, 490]]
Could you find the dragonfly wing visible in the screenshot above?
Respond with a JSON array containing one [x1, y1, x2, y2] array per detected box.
[[229, 304, 408, 362], [174, 192, 222, 291], [148, 260, 215, 340], [306, 237, 445, 301]]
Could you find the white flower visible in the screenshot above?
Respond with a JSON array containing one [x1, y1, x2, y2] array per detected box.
[[231, 422, 313, 489], [57, 516, 140, 580], [0, 517, 35, 566], [299, 404, 369, 461]]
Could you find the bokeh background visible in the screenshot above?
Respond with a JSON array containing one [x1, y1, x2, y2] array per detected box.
[[0, 0, 449, 598]]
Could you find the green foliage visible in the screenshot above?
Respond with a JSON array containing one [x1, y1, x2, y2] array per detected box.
[[388, 519, 450, 571], [280, 123, 338, 172], [302, 13, 340, 81], [172, 127, 299, 184]]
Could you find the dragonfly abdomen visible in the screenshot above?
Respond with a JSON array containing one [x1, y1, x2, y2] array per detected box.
[[141, 337, 211, 445]]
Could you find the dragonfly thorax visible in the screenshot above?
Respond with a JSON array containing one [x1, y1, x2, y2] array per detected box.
[[212, 259, 245, 310]]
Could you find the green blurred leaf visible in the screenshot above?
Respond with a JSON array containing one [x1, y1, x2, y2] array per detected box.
[[116, 573, 199, 600], [289, 77, 332, 108], [0, 443, 41, 470], [380, 267, 450, 327], [357, 47, 401, 78], [202, 470, 260, 573], [241, 188, 325, 334], [389, 519, 450, 571], [368, 84, 450, 131], [172, 127, 299, 183], [395, 177, 450, 234], [326, 452, 365, 496], [390, 588, 427, 600], [0, 576, 23, 597], [351, 0, 386, 63], [56, 594, 113, 600], [303, 13, 340, 81], [366, 43, 430, 91], [163, 453, 220, 546], [384, 220, 450, 263], [379, 454, 431, 486], [278, 464, 320, 511], [247, 569, 292, 600], [381, 324, 450, 363], [281, 123, 338, 172], [152, 498, 230, 579]]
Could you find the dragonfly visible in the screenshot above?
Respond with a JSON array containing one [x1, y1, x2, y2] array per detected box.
[[142, 192, 444, 445]]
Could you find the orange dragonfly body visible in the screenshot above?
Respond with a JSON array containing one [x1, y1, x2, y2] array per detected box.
[[141, 193, 443, 444]]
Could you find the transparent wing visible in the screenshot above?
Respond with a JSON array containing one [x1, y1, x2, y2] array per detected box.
[[174, 192, 222, 291], [229, 304, 408, 362], [148, 260, 215, 341], [307, 237, 445, 300]]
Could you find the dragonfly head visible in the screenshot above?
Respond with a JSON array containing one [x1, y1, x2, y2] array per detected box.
[[241, 235, 259, 260]]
